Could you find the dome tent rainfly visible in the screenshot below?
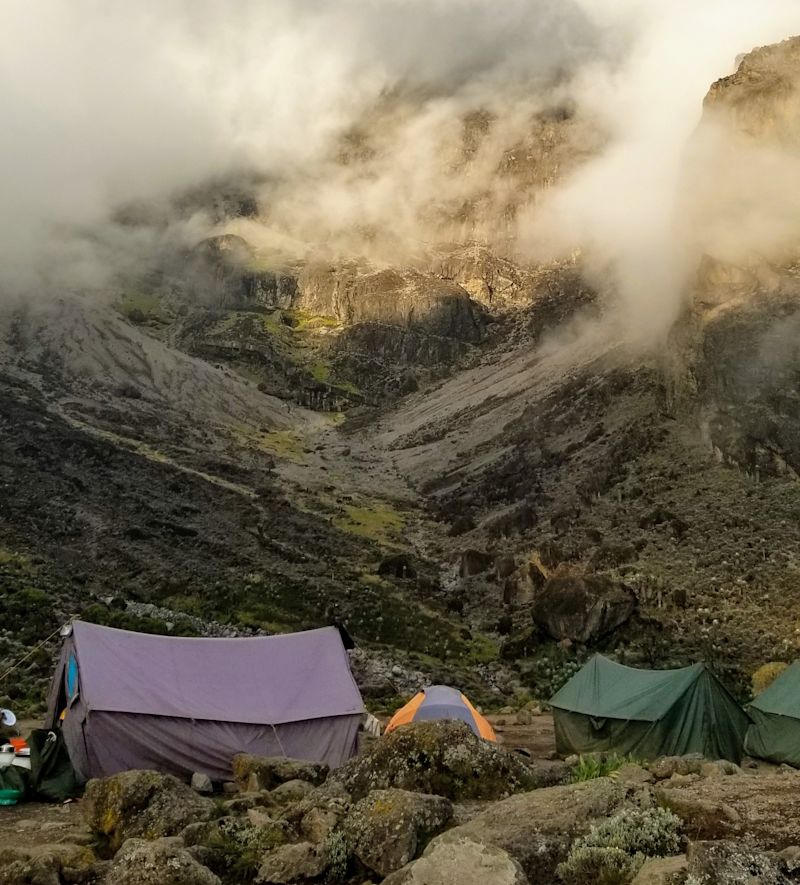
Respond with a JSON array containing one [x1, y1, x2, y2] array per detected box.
[[46, 621, 364, 782], [549, 654, 749, 762], [745, 661, 800, 766], [385, 685, 496, 741]]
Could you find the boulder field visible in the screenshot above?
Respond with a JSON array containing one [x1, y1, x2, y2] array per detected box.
[[6, 722, 800, 885]]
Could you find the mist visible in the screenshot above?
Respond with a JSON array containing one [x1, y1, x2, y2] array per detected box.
[[2, 0, 799, 342]]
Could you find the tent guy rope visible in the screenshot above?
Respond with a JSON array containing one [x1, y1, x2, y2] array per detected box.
[[0, 622, 70, 686]]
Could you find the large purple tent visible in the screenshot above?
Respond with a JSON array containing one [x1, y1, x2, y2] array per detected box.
[[46, 621, 364, 781]]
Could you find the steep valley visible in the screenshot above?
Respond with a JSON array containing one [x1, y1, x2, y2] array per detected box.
[[5, 34, 800, 724]]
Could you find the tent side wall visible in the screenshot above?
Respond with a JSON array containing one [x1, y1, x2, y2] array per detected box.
[[553, 709, 656, 757], [553, 670, 749, 762], [744, 709, 800, 767], [69, 711, 361, 781]]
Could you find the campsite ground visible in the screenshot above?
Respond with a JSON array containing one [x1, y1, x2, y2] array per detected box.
[[0, 716, 559, 849], [2, 712, 795, 862]]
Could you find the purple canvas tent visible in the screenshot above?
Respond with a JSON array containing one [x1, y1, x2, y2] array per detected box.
[[45, 621, 364, 781]]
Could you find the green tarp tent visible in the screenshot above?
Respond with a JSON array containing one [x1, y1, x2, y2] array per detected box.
[[745, 662, 800, 766], [549, 655, 749, 762]]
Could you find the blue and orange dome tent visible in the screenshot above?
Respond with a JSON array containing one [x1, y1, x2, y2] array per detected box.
[[384, 685, 496, 741]]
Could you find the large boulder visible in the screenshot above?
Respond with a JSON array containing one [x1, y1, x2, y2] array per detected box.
[[655, 788, 740, 841], [531, 574, 636, 643], [83, 770, 215, 854], [231, 755, 329, 793], [458, 549, 495, 577], [281, 784, 352, 844], [329, 721, 539, 801], [255, 842, 327, 884], [343, 789, 453, 877], [686, 840, 791, 885], [383, 831, 529, 885], [653, 772, 800, 847], [428, 777, 646, 883], [103, 837, 220, 885]]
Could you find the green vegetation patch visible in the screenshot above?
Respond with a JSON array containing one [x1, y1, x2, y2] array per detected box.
[[333, 502, 404, 543], [557, 807, 682, 885], [117, 292, 168, 325]]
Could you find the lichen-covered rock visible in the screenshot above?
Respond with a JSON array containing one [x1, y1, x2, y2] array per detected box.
[[656, 788, 740, 840], [269, 779, 315, 805], [184, 815, 292, 883], [382, 831, 529, 885], [329, 721, 538, 801], [648, 754, 706, 780], [429, 777, 647, 883], [231, 755, 329, 792], [686, 840, 791, 884], [255, 842, 327, 884], [343, 789, 453, 877], [281, 785, 351, 844], [83, 770, 215, 854], [615, 763, 655, 786], [103, 837, 221, 885]]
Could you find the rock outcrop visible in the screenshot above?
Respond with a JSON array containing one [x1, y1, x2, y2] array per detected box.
[[383, 831, 529, 885], [231, 755, 329, 793], [329, 721, 539, 801], [104, 837, 220, 885], [418, 777, 643, 883], [298, 265, 487, 343], [342, 788, 453, 877], [531, 574, 636, 643], [83, 770, 215, 854]]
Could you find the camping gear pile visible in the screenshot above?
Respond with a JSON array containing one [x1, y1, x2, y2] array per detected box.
[[0, 729, 81, 805]]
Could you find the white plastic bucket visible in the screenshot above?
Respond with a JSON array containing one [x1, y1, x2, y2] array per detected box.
[[11, 747, 31, 771], [0, 746, 15, 769]]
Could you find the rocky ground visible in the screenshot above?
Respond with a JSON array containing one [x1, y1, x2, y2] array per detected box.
[[4, 720, 800, 885]]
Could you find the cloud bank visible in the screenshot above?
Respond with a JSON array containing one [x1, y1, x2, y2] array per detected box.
[[2, 0, 799, 340]]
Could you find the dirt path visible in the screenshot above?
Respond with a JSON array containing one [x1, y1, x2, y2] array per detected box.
[[490, 714, 557, 758], [0, 799, 90, 852]]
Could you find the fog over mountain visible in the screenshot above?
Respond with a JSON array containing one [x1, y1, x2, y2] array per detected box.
[[3, 1, 799, 343]]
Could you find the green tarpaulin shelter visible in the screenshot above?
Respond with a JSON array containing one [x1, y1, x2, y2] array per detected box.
[[549, 655, 749, 762], [745, 662, 800, 766]]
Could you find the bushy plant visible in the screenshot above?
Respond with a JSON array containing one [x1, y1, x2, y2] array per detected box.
[[557, 807, 682, 885], [569, 753, 635, 782], [324, 830, 349, 883], [205, 818, 288, 884]]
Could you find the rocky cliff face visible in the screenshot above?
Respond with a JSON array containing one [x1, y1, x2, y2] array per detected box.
[[669, 35, 800, 478]]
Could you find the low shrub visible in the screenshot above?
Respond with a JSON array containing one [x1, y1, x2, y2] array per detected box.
[[557, 807, 682, 885], [569, 753, 634, 782]]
